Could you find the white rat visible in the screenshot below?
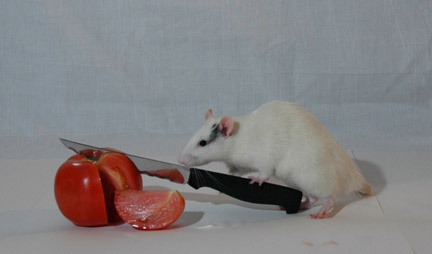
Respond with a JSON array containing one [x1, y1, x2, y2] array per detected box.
[[178, 101, 371, 219]]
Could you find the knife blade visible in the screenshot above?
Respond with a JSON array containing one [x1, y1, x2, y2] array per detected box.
[[59, 138, 303, 213]]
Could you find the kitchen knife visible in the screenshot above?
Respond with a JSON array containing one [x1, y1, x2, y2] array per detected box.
[[59, 138, 303, 213]]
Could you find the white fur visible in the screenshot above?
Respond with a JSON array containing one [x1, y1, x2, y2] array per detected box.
[[178, 101, 370, 214]]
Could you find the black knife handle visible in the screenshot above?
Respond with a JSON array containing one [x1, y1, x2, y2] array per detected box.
[[187, 168, 303, 214]]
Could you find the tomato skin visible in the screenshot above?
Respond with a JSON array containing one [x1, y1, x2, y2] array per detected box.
[[54, 156, 108, 226], [54, 150, 143, 226]]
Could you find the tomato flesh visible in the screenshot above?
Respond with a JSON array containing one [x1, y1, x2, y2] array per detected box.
[[114, 190, 185, 230], [143, 169, 185, 183]]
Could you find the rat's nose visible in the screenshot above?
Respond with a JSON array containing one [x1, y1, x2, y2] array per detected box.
[[177, 154, 193, 168], [177, 156, 188, 167]]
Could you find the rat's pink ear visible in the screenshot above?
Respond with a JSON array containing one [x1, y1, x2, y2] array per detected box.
[[205, 109, 213, 120], [219, 116, 234, 137]]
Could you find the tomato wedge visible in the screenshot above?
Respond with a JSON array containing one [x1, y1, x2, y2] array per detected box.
[[114, 190, 185, 230]]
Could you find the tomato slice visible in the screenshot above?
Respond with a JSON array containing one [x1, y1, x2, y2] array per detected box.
[[114, 190, 185, 230]]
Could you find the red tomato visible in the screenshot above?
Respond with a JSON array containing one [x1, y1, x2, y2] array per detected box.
[[54, 158, 107, 226], [114, 189, 185, 230], [54, 149, 143, 226]]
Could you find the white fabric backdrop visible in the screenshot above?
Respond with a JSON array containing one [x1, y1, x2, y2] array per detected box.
[[1, 0, 431, 151]]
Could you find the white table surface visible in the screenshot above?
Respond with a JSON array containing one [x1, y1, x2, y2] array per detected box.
[[1, 136, 431, 254]]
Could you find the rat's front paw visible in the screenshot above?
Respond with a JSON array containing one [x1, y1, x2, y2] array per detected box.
[[247, 173, 270, 186]]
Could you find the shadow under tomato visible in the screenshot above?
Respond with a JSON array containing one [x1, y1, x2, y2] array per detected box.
[[170, 211, 204, 229]]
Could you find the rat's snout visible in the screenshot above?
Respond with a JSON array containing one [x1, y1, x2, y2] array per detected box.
[[177, 153, 195, 168], [177, 158, 187, 167]]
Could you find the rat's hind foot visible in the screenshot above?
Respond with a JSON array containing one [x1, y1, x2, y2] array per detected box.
[[300, 196, 318, 210], [310, 195, 335, 219]]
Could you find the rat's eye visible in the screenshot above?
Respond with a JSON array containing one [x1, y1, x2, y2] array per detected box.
[[199, 140, 207, 147]]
